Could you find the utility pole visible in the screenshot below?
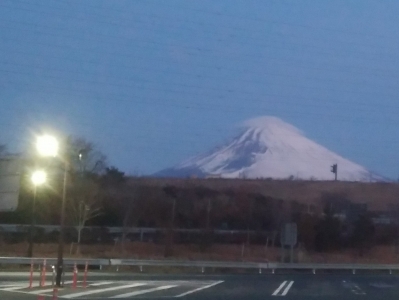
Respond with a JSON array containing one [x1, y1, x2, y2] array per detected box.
[[330, 163, 338, 181], [27, 185, 37, 257], [56, 158, 69, 287]]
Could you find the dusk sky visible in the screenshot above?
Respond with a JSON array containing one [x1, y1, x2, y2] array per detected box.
[[1, 1, 399, 178]]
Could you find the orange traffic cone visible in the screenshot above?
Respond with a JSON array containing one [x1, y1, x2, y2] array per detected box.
[[40, 259, 47, 287], [52, 288, 58, 300], [72, 263, 77, 289], [83, 261, 88, 288]]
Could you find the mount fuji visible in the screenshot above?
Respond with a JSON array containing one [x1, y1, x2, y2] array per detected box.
[[155, 116, 383, 181]]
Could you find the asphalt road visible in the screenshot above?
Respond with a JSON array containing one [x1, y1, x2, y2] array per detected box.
[[0, 272, 398, 299]]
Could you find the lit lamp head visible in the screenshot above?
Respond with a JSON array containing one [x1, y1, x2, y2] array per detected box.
[[36, 135, 59, 157], [31, 170, 47, 186]]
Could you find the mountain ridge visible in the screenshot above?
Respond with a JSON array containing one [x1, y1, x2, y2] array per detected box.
[[155, 116, 384, 182]]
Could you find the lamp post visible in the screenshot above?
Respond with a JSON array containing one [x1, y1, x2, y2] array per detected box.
[[27, 170, 46, 257], [36, 135, 59, 158], [57, 157, 68, 287], [35, 134, 66, 287]]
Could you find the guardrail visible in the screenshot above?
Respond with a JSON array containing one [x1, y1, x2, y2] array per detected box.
[[0, 257, 398, 274], [109, 260, 399, 274], [109, 259, 269, 272], [0, 224, 271, 235], [267, 263, 399, 274], [0, 257, 108, 267]]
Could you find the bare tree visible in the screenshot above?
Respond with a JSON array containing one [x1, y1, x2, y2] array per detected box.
[[163, 185, 179, 257], [120, 186, 139, 251], [67, 137, 106, 254], [194, 186, 219, 252], [68, 138, 107, 175], [70, 179, 102, 254], [100, 167, 143, 252]]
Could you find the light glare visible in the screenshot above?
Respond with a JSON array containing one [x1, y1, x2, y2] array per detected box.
[[31, 170, 46, 186], [36, 135, 59, 157]]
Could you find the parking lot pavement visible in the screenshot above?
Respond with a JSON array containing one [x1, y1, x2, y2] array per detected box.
[[0, 277, 223, 299], [0, 273, 399, 299]]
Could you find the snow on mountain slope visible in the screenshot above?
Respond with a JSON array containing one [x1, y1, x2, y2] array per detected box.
[[155, 116, 383, 181]]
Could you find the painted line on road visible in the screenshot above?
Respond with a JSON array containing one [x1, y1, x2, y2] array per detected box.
[[0, 284, 25, 288], [272, 281, 294, 296], [90, 281, 114, 286], [26, 280, 74, 289], [352, 284, 366, 295], [272, 281, 287, 296], [2, 285, 29, 291], [112, 285, 177, 298], [175, 280, 224, 297], [281, 281, 294, 296], [29, 288, 56, 294], [343, 281, 366, 296], [62, 283, 147, 299]]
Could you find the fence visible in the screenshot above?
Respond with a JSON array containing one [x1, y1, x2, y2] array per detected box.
[[0, 257, 398, 274]]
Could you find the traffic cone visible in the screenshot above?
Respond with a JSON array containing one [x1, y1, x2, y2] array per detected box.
[[83, 261, 88, 288], [52, 288, 58, 300], [40, 259, 46, 287], [72, 263, 77, 289]]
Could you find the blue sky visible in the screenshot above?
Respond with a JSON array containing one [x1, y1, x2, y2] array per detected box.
[[1, 0, 399, 178]]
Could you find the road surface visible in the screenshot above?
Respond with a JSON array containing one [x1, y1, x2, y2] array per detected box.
[[0, 272, 397, 299]]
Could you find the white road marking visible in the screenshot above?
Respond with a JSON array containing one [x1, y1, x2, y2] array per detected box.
[[0, 284, 25, 288], [272, 281, 294, 296], [31, 281, 73, 287], [2, 285, 28, 291], [29, 288, 56, 294], [272, 281, 287, 296], [175, 280, 224, 297], [352, 284, 366, 295], [0, 279, 226, 298], [1, 280, 74, 291], [90, 281, 114, 286], [62, 283, 147, 299], [343, 281, 366, 295], [112, 285, 177, 298], [281, 281, 294, 296]]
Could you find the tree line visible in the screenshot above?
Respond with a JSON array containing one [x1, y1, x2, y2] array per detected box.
[[0, 139, 397, 257]]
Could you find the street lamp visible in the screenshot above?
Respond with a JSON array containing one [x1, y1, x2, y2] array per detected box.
[[27, 170, 47, 257], [36, 134, 67, 287], [36, 135, 59, 157], [31, 170, 46, 186]]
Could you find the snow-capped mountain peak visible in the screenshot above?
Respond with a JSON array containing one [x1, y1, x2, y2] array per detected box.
[[155, 116, 383, 181], [243, 116, 302, 135]]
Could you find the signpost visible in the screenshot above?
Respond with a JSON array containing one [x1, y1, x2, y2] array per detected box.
[[280, 223, 297, 263], [0, 157, 22, 212]]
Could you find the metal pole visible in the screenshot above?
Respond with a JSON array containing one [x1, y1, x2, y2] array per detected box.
[[168, 198, 176, 254], [171, 198, 176, 225], [29, 261, 33, 288], [41, 259, 46, 287], [56, 160, 68, 287], [52, 266, 55, 287], [27, 185, 37, 257], [290, 245, 294, 263], [83, 261, 88, 288], [335, 164, 338, 181], [206, 198, 211, 229], [72, 262, 77, 289]]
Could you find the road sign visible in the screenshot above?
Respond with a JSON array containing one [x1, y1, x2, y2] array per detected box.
[[281, 223, 297, 247], [0, 156, 22, 211]]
